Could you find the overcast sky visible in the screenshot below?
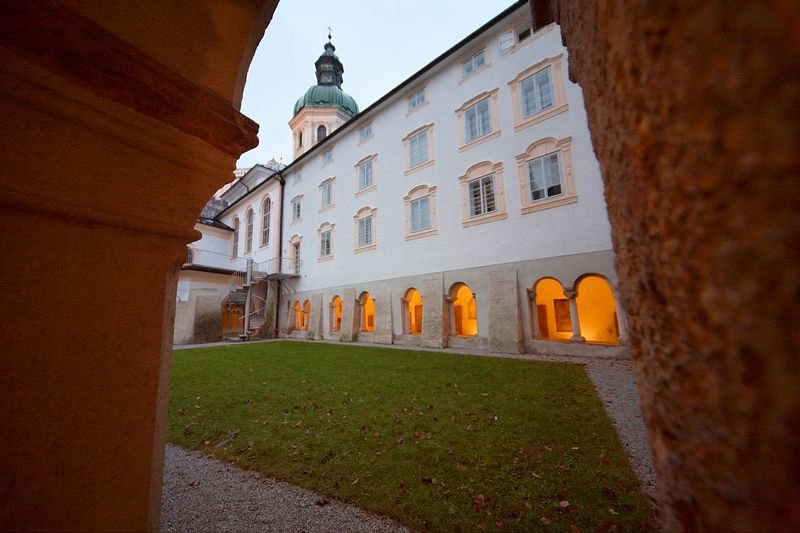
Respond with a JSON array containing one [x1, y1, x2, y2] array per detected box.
[[237, 0, 512, 168]]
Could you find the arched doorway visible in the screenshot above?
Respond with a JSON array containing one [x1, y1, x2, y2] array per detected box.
[[449, 283, 477, 336], [221, 297, 244, 338], [293, 300, 304, 331], [330, 295, 342, 332], [533, 277, 571, 341], [575, 275, 619, 344], [404, 288, 423, 334], [359, 291, 375, 333]]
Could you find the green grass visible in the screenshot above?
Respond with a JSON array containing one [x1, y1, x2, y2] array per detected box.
[[168, 341, 655, 532]]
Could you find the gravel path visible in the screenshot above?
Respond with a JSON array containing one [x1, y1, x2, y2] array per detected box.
[[163, 341, 657, 530], [160, 445, 408, 533]]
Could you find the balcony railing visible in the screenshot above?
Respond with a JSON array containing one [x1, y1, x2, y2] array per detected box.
[[259, 257, 302, 278], [184, 248, 247, 272]]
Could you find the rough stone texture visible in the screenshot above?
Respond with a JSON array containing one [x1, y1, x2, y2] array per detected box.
[[487, 268, 523, 354], [161, 445, 407, 533], [421, 277, 445, 348], [558, 2, 800, 531], [307, 293, 324, 340], [373, 292, 393, 345], [338, 287, 357, 342], [258, 280, 279, 339], [193, 295, 222, 344]]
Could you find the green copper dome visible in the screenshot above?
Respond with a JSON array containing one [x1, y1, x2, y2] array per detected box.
[[293, 85, 359, 117], [292, 39, 359, 118]]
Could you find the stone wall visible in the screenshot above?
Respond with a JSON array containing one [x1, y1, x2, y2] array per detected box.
[[558, 2, 800, 530]]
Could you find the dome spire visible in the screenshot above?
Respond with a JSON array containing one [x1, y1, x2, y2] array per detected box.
[[315, 32, 344, 87]]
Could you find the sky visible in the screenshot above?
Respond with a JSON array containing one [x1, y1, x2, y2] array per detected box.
[[237, 0, 513, 169]]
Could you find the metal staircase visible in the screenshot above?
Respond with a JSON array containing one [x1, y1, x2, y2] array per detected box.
[[229, 257, 301, 340]]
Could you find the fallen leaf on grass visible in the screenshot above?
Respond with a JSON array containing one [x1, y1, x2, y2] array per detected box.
[[480, 392, 489, 397], [293, 421, 304, 428], [524, 501, 533, 510], [540, 516, 552, 525], [570, 526, 583, 533], [214, 429, 240, 448], [421, 476, 434, 485], [608, 508, 619, 515], [559, 501, 570, 509], [465, 424, 475, 431], [471, 494, 495, 511], [351, 478, 359, 485]]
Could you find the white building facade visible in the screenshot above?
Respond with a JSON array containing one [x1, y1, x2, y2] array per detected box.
[[272, 1, 628, 356]]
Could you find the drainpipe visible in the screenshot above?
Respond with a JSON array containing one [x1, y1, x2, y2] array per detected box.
[[274, 169, 286, 338]]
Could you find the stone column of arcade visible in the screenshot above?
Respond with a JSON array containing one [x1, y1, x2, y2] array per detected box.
[[0, 1, 278, 531]]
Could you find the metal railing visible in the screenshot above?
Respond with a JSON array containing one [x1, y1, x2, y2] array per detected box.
[[185, 248, 247, 272], [261, 257, 303, 276]]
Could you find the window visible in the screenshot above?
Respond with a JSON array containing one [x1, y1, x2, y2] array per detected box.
[[355, 155, 377, 194], [516, 137, 578, 213], [468, 175, 496, 217], [455, 90, 500, 151], [244, 208, 254, 254], [517, 27, 532, 42], [291, 196, 302, 222], [359, 159, 373, 190], [320, 230, 332, 257], [410, 197, 431, 233], [297, 131, 303, 148], [409, 131, 429, 167], [358, 216, 372, 247], [320, 178, 334, 209], [508, 55, 568, 130], [322, 150, 332, 164], [318, 222, 335, 260], [330, 295, 343, 332], [231, 217, 240, 257], [404, 184, 437, 240], [458, 161, 507, 227], [403, 124, 434, 174], [528, 152, 562, 200], [462, 49, 486, 77], [464, 98, 492, 142], [354, 206, 377, 252], [261, 197, 271, 246], [358, 123, 372, 142], [408, 88, 425, 111], [317, 125, 327, 141], [289, 235, 302, 274], [521, 66, 553, 118]]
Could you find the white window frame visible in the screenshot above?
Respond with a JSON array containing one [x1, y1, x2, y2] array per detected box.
[[358, 123, 373, 143], [508, 55, 568, 131], [317, 222, 335, 261], [516, 137, 578, 213], [408, 88, 425, 111], [231, 217, 240, 258], [458, 161, 508, 228], [455, 89, 501, 151], [319, 177, 335, 211], [462, 49, 487, 78], [353, 206, 377, 253], [261, 197, 271, 247], [403, 184, 438, 240], [402, 124, 435, 174], [355, 155, 377, 196], [291, 195, 303, 223], [244, 208, 254, 254], [464, 97, 492, 142], [322, 150, 333, 164]]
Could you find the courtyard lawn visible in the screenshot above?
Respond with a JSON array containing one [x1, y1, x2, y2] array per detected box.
[[167, 341, 655, 532]]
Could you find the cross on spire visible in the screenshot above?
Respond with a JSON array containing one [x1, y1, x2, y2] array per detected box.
[[327, 26, 332, 41]]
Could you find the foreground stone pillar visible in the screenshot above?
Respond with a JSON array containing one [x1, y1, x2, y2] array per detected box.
[[526, 288, 541, 340], [307, 293, 324, 340], [557, 1, 800, 530], [0, 1, 276, 530]]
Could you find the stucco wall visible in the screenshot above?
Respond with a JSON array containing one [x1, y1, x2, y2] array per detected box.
[[278, 12, 613, 293]]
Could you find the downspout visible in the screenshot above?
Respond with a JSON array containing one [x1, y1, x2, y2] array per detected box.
[[274, 169, 286, 338]]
